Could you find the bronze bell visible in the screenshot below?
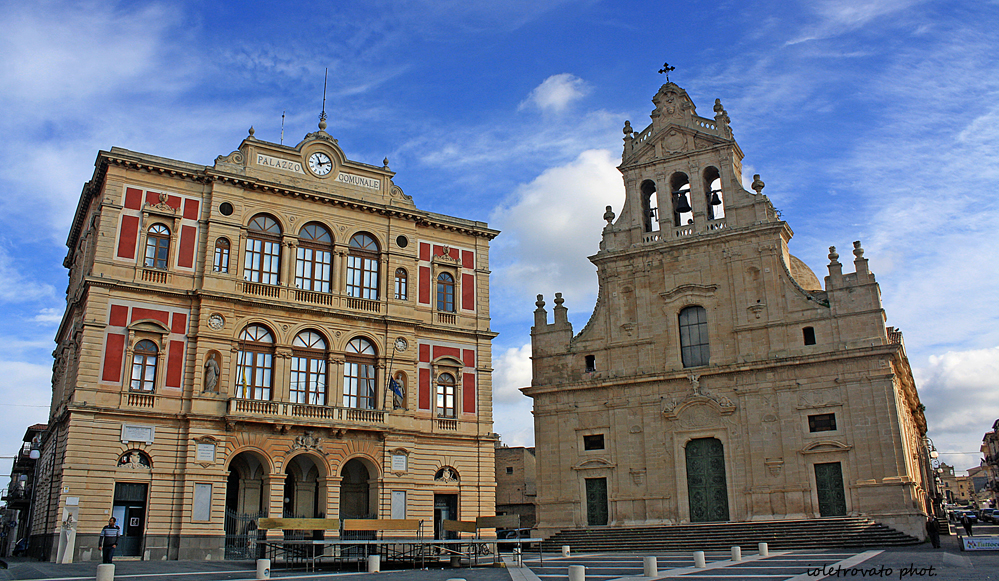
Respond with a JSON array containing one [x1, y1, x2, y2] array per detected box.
[[709, 189, 722, 206], [674, 191, 692, 213]]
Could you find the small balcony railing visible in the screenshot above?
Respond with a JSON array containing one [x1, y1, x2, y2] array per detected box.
[[345, 296, 381, 313], [436, 418, 458, 431], [228, 398, 386, 425], [141, 269, 168, 284], [240, 281, 280, 298], [437, 312, 457, 325], [126, 392, 155, 408], [295, 288, 333, 306]]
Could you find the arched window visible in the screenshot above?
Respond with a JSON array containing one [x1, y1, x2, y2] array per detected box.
[[394, 268, 408, 300], [129, 339, 158, 391], [640, 180, 659, 233], [296, 223, 333, 292], [213, 238, 230, 273], [679, 306, 710, 368], [344, 337, 376, 409], [670, 173, 693, 227], [236, 324, 274, 400], [290, 330, 328, 405], [144, 224, 170, 269], [437, 272, 455, 312], [346, 233, 379, 299], [244, 215, 282, 285], [703, 167, 725, 221], [436, 372, 456, 418]]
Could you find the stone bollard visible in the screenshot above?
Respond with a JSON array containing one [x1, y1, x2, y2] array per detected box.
[[562, 545, 571, 557], [367, 554, 381, 572], [569, 564, 585, 581], [255, 558, 270, 580], [731, 546, 742, 562], [693, 551, 706, 568], [96, 564, 115, 581], [643, 556, 658, 577], [758, 542, 769, 557]]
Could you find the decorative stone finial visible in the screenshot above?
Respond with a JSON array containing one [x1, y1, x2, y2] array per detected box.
[[554, 292, 564, 307], [714, 98, 724, 114], [623, 120, 633, 137], [248, 126, 255, 138], [318, 117, 327, 131], [603, 205, 615, 224], [751, 174, 765, 195], [828, 246, 840, 265], [535, 294, 545, 309], [853, 240, 864, 259], [383, 157, 390, 169]]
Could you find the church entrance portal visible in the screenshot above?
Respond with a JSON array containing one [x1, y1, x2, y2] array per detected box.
[[685, 438, 730, 522], [814, 462, 847, 516], [584, 478, 608, 526]]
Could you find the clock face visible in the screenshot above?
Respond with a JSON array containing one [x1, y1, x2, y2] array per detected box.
[[308, 152, 333, 176]]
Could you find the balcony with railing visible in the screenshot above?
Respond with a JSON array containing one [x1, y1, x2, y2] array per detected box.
[[228, 398, 386, 427], [436, 312, 457, 325], [141, 268, 169, 284]]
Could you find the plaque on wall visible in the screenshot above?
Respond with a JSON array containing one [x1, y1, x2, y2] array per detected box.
[[392, 454, 408, 472], [196, 443, 216, 462], [120, 424, 155, 444]]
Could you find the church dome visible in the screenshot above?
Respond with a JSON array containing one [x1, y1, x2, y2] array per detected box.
[[788, 254, 823, 291]]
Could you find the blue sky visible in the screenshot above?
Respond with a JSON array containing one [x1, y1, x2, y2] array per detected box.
[[1, 0, 997, 475]]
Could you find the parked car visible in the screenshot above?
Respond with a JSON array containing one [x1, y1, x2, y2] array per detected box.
[[980, 508, 996, 523]]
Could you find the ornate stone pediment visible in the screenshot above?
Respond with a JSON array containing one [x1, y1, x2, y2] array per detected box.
[[800, 440, 852, 454], [660, 284, 719, 305], [571, 457, 615, 471]]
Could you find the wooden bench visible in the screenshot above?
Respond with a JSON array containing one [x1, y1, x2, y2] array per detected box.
[[258, 517, 340, 531]]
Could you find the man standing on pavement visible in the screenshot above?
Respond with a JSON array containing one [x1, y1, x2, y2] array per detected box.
[[98, 517, 120, 563], [925, 516, 941, 548], [961, 513, 974, 536]]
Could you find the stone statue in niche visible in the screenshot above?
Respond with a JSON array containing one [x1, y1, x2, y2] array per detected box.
[[204, 353, 220, 392]]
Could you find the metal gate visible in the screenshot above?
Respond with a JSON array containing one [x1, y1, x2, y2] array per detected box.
[[224, 508, 266, 560]]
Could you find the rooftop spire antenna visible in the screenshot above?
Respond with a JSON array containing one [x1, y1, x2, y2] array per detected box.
[[280, 110, 285, 145], [319, 68, 328, 131], [658, 62, 676, 82]]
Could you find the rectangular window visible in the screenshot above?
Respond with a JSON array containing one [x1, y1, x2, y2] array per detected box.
[[808, 413, 837, 432], [193, 483, 212, 521], [803, 326, 816, 345], [505, 466, 514, 474], [583, 434, 605, 450], [585, 355, 596, 372], [344, 361, 376, 409], [244, 238, 280, 285]]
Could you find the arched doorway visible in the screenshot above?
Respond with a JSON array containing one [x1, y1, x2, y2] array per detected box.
[[339, 458, 375, 519], [685, 437, 730, 522], [225, 451, 269, 559], [283, 454, 325, 519]]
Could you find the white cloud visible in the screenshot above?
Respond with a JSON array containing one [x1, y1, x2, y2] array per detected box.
[[493, 344, 533, 403], [519, 74, 590, 113], [915, 347, 999, 470], [33, 308, 63, 325], [0, 246, 56, 303], [0, 360, 53, 457], [490, 149, 623, 321]]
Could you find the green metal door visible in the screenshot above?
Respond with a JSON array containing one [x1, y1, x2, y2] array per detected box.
[[685, 438, 730, 522], [584, 477, 608, 526], [814, 462, 847, 517]]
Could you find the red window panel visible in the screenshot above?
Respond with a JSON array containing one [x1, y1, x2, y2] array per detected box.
[[131, 307, 169, 326], [462, 349, 475, 368], [183, 199, 200, 220], [418, 266, 431, 304], [145, 191, 159, 206], [419, 242, 431, 262], [166, 340, 184, 387], [117, 215, 139, 259], [102, 333, 126, 382], [433, 244, 445, 258], [433, 345, 460, 360], [178, 225, 197, 268], [109, 305, 129, 327], [462, 273, 474, 310], [461, 250, 474, 269], [170, 313, 187, 334], [124, 188, 143, 210], [419, 343, 430, 363], [418, 368, 431, 410], [462, 373, 476, 414]]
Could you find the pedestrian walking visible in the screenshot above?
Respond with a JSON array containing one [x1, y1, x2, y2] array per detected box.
[[98, 517, 120, 563], [961, 513, 973, 536], [926, 516, 941, 548]]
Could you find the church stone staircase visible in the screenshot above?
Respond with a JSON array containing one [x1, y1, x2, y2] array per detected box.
[[540, 517, 919, 552]]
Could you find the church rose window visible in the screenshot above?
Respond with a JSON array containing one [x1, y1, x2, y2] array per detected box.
[[679, 305, 710, 367]]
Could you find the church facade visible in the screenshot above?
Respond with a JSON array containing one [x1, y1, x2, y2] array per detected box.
[[33, 119, 498, 561], [524, 83, 930, 539]]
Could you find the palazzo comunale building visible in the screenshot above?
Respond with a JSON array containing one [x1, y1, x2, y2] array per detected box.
[[34, 119, 498, 561], [524, 83, 930, 540]]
